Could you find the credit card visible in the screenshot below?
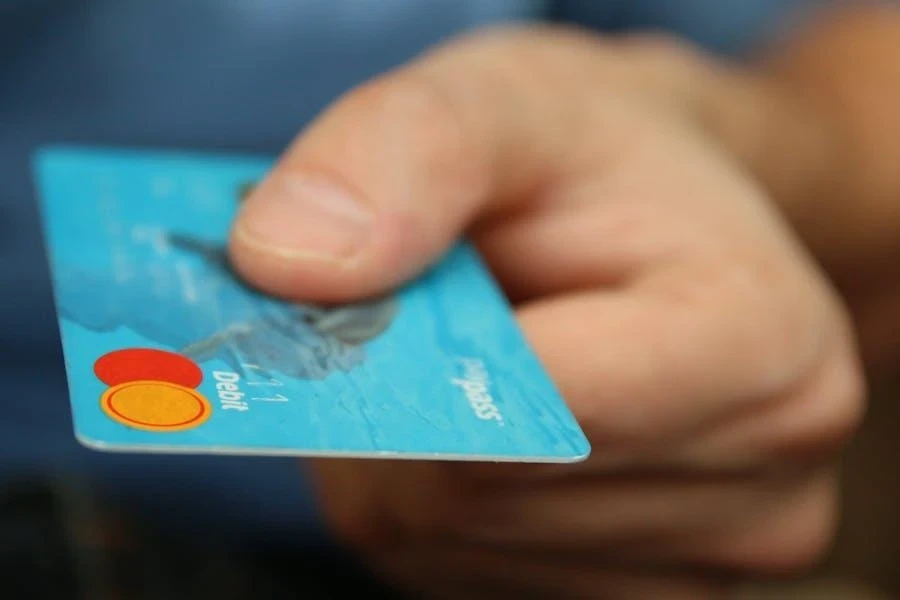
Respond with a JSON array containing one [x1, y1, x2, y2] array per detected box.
[[33, 145, 590, 462]]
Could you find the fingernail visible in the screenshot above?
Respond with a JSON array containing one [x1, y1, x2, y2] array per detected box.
[[235, 174, 374, 263]]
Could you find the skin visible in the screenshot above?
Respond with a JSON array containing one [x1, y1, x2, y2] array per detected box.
[[756, 5, 900, 374], [226, 5, 900, 598]]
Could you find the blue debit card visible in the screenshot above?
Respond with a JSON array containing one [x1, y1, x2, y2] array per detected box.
[[33, 145, 590, 462]]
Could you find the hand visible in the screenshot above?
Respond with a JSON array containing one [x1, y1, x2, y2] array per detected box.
[[752, 4, 900, 374], [228, 28, 865, 599]]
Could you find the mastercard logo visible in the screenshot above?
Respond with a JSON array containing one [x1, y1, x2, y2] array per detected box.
[[94, 348, 212, 432]]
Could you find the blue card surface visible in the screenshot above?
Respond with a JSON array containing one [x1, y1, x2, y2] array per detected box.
[[33, 145, 590, 462]]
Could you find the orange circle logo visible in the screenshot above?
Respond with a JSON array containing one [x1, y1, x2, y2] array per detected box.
[[102, 380, 211, 432], [94, 348, 211, 433]]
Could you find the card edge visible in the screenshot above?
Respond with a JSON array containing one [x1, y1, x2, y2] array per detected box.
[[75, 432, 591, 463]]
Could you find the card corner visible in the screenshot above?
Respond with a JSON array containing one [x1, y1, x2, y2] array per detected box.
[[74, 430, 116, 453]]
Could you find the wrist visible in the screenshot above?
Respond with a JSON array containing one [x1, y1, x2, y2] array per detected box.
[[698, 66, 845, 258], [682, 4, 900, 371], [697, 5, 900, 281]]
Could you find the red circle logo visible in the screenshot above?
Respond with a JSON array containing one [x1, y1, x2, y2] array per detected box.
[[94, 347, 204, 388]]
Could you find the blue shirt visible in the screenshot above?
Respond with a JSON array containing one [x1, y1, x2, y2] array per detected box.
[[0, 0, 826, 548]]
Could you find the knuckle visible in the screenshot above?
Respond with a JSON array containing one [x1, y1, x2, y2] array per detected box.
[[816, 358, 866, 448], [613, 31, 713, 89], [722, 252, 867, 458], [341, 71, 489, 226], [715, 247, 830, 391], [787, 351, 867, 460], [723, 472, 839, 576], [760, 491, 838, 574], [351, 72, 471, 175], [575, 366, 695, 447]]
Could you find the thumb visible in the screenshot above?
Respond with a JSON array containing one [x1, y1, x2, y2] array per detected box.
[[228, 29, 620, 302]]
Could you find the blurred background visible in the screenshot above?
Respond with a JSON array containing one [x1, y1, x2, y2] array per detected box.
[[1, 1, 897, 597]]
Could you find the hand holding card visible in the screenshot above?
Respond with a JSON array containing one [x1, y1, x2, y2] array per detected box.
[[226, 31, 865, 597]]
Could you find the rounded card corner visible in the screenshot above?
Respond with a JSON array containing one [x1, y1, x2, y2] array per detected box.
[[74, 431, 116, 453]]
